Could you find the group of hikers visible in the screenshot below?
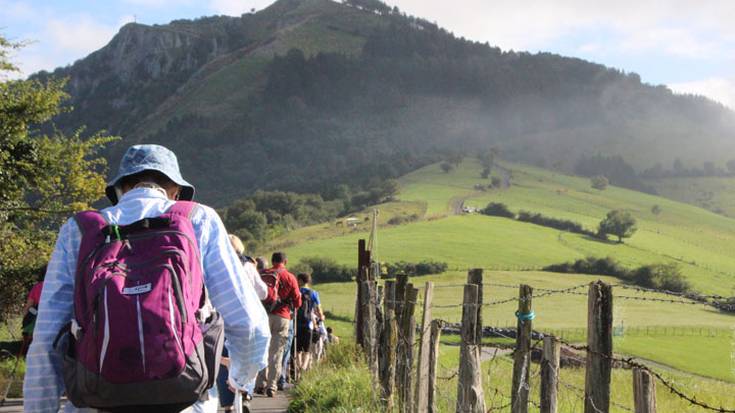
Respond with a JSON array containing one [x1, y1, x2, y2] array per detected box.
[[20, 144, 337, 413]]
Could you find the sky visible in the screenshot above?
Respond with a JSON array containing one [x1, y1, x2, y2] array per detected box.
[[1, 0, 734, 109]]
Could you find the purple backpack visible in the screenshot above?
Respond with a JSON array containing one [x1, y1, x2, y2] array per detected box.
[[56, 201, 224, 411]]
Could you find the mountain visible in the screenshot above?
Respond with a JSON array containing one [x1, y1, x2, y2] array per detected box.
[[36, 0, 735, 205]]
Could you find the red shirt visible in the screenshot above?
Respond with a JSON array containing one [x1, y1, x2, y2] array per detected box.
[[27, 282, 44, 305], [269, 264, 302, 319]]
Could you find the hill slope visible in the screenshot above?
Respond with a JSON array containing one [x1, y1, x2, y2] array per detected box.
[[282, 159, 735, 295], [38, 0, 735, 204]]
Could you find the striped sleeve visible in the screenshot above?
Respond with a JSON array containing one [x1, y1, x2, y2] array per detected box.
[[23, 219, 80, 413], [192, 205, 270, 391]]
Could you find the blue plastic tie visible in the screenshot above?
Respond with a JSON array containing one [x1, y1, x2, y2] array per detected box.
[[515, 310, 535, 321]]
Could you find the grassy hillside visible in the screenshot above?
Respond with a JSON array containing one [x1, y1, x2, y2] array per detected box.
[[283, 159, 735, 295], [272, 160, 735, 386]]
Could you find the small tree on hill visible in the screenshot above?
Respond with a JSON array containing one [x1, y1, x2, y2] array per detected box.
[[591, 175, 609, 190], [440, 162, 454, 173], [651, 204, 662, 216], [598, 209, 637, 243]]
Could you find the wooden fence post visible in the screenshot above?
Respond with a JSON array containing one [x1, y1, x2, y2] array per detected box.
[[511, 284, 533, 413], [540, 335, 560, 413], [356, 239, 369, 347], [415, 282, 434, 412], [584, 281, 613, 413], [398, 284, 419, 413], [427, 319, 443, 413], [456, 284, 485, 413], [379, 280, 397, 410], [360, 280, 378, 378], [467, 269, 483, 343], [633, 368, 656, 413]]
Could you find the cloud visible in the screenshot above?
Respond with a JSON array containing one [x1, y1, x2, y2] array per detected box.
[[669, 77, 735, 110], [6, 10, 121, 77], [45, 16, 117, 55], [208, 0, 273, 16], [387, 0, 735, 57]]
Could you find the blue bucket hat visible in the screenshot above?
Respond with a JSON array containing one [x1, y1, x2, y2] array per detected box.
[[106, 144, 195, 205]]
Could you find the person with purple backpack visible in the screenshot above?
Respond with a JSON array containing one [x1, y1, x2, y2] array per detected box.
[[23, 144, 271, 413]]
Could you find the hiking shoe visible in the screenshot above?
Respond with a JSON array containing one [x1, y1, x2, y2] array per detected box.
[[266, 388, 275, 398], [253, 387, 265, 395]]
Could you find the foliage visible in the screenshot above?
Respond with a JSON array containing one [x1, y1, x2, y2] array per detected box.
[[387, 213, 420, 225], [440, 162, 454, 173], [479, 202, 515, 218], [631, 263, 691, 292], [383, 260, 448, 277], [517, 211, 594, 236], [288, 342, 380, 412], [598, 209, 638, 242], [590, 175, 609, 190], [543, 257, 690, 293], [0, 35, 115, 320], [651, 204, 662, 215], [543, 256, 629, 277], [296, 256, 357, 283]]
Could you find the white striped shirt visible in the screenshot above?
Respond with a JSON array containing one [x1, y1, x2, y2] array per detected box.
[[23, 188, 271, 413]]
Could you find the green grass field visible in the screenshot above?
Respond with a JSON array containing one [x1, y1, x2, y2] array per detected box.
[[275, 158, 735, 398]]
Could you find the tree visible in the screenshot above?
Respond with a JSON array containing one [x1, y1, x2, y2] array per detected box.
[[440, 161, 454, 173], [598, 210, 637, 243], [0, 35, 116, 319], [651, 204, 662, 215], [590, 175, 609, 190]]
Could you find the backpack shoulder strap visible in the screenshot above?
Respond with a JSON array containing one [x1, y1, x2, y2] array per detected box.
[[165, 201, 198, 220], [73, 210, 107, 238]]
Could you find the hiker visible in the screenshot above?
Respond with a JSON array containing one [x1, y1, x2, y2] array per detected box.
[[254, 252, 301, 397], [255, 257, 268, 272], [277, 310, 295, 391], [212, 235, 269, 412], [295, 272, 325, 374], [23, 144, 270, 413], [20, 267, 45, 357], [228, 234, 268, 300]]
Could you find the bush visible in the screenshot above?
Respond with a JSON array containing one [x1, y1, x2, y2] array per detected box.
[[591, 175, 609, 190], [297, 257, 357, 283], [387, 214, 420, 225], [517, 211, 594, 236], [384, 260, 448, 277], [543, 258, 691, 293], [480, 202, 515, 218], [544, 256, 629, 277], [631, 263, 690, 292]]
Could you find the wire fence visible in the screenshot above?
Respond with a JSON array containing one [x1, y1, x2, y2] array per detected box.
[[394, 278, 735, 412]]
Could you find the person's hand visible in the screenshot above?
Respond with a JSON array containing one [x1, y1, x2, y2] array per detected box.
[[220, 356, 230, 368]]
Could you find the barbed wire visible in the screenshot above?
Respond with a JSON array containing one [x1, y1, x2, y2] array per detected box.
[[546, 335, 735, 413]]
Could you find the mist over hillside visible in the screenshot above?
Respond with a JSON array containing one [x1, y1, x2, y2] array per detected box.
[[35, 0, 735, 205]]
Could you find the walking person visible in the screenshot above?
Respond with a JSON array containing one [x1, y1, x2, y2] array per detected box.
[[254, 252, 301, 397], [23, 144, 270, 413], [294, 273, 325, 376], [20, 267, 45, 357], [214, 235, 268, 413]]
